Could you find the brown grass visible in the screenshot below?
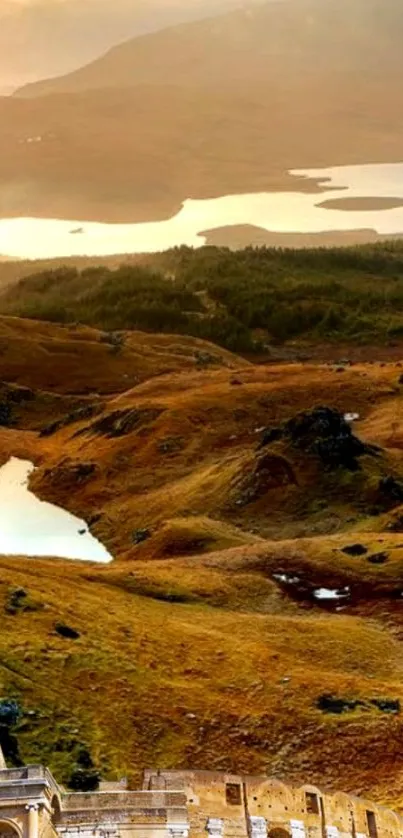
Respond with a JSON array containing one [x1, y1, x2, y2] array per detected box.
[[1, 323, 403, 802]]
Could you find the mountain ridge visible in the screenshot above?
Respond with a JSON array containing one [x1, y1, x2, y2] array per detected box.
[[0, 0, 250, 91], [14, 0, 403, 98]]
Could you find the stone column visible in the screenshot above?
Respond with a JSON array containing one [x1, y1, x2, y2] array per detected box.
[[206, 819, 224, 838], [169, 824, 189, 838], [26, 804, 39, 838], [290, 820, 306, 838], [249, 817, 267, 838]]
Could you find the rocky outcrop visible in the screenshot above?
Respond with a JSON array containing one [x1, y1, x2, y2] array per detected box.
[[42, 461, 97, 489], [78, 407, 163, 439], [40, 404, 101, 437], [132, 528, 151, 545], [236, 452, 297, 505], [341, 544, 368, 556], [379, 475, 403, 504], [0, 402, 12, 426], [259, 406, 380, 470], [317, 694, 400, 715], [55, 623, 80, 640]]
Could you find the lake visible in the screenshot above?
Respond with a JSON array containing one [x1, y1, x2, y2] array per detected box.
[[0, 457, 112, 562], [1, 162, 403, 259]]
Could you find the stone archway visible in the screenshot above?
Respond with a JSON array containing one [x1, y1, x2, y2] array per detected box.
[[268, 829, 290, 838], [51, 795, 62, 826], [0, 820, 22, 838]]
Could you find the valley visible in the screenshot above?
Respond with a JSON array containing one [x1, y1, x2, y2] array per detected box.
[[0, 246, 402, 801], [1, 0, 403, 813]]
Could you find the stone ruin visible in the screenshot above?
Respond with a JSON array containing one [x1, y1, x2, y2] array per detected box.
[[0, 756, 401, 838]]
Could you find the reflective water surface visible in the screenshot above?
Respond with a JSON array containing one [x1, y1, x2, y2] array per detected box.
[[1, 162, 403, 259], [0, 457, 112, 562]]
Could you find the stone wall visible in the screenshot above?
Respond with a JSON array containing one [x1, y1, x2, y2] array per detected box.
[[0, 761, 402, 838], [144, 770, 403, 838]]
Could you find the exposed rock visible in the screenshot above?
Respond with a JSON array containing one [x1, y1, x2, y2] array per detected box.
[[3, 384, 35, 404], [259, 406, 380, 471], [387, 514, 403, 533], [100, 332, 126, 355], [0, 388, 35, 429], [55, 623, 81, 640], [132, 528, 151, 545], [99, 331, 126, 348], [372, 698, 400, 713], [379, 476, 403, 504], [367, 552, 389, 565], [257, 427, 283, 449], [43, 462, 96, 489], [238, 452, 298, 504], [341, 544, 368, 557], [0, 402, 12, 427], [317, 694, 359, 714], [195, 350, 220, 367], [81, 408, 162, 439], [157, 436, 184, 455], [254, 453, 297, 484], [317, 694, 400, 714], [5, 587, 44, 615], [87, 513, 102, 527], [72, 463, 96, 481], [40, 404, 100, 437]]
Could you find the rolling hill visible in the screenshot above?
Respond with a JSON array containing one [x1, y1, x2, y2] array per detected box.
[[1, 294, 403, 800], [0, 0, 245, 91], [15, 0, 403, 98]]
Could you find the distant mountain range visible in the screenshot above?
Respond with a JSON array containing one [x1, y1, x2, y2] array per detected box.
[[0, 0, 248, 90], [14, 0, 403, 98]]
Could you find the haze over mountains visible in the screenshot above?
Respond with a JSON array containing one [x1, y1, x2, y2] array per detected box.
[[15, 0, 403, 98], [1, 0, 403, 243], [0, 0, 247, 92]]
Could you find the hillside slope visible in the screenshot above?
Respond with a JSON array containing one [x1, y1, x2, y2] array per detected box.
[[15, 0, 403, 97], [0, 314, 246, 397], [0, 0, 243, 91], [1, 319, 403, 802]]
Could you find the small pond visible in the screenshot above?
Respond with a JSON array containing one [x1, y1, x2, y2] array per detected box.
[[0, 457, 112, 562]]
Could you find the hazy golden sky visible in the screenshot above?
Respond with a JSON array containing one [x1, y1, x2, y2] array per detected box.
[[0, 0, 248, 89]]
